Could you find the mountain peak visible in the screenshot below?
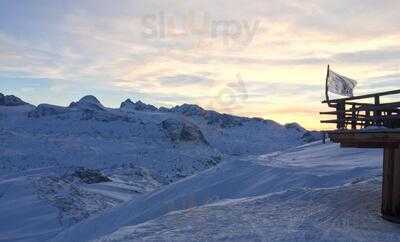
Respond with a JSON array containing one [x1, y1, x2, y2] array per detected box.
[[78, 95, 102, 105], [285, 122, 306, 132], [120, 99, 157, 112], [170, 103, 206, 116], [69, 95, 104, 110], [0, 93, 29, 106]]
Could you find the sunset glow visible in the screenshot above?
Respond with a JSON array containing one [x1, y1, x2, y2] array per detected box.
[[1, 1, 399, 130]]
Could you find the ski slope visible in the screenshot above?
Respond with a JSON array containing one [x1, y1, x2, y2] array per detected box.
[[54, 142, 400, 242]]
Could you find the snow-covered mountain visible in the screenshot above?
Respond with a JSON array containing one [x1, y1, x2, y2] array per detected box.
[[0, 93, 29, 106], [1, 94, 225, 181], [1, 94, 320, 171], [0, 92, 325, 241]]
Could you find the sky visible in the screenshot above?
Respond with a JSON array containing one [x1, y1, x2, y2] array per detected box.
[[0, 0, 399, 130]]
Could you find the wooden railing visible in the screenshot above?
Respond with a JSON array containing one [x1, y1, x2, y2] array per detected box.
[[321, 89, 400, 130]]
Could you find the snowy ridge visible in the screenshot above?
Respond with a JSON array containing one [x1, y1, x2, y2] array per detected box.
[[120, 99, 157, 112], [0, 93, 30, 106]]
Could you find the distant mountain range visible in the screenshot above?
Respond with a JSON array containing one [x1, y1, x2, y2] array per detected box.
[[0, 91, 322, 181]]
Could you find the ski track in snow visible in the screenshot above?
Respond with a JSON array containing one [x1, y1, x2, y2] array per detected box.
[[95, 180, 398, 242]]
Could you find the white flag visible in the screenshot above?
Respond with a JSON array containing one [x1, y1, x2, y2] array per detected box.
[[327, 70, 357, 97]]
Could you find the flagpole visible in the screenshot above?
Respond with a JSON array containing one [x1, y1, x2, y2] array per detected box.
[[325, 64, 330, 103], [325, 65, 335, 107]]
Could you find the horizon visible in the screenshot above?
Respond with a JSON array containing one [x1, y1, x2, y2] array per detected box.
[[1, 1, 400, 130], [1, 91, 316, 130]]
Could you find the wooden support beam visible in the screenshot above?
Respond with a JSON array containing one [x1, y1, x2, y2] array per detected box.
[[375, 96, 381, 126], [350, 104, 356, 130], [382, 146, 400, 222], [357, 102, 400, 112], [322, 89, 400, 103], [339, 142, 399, 149], [337, 101, 346, 129], [320, 120, 361, 124], [345, 101, 373, 106], [326, 131, 400, 223], [320, 110, 355, 115], [320, 111, 342, 115]]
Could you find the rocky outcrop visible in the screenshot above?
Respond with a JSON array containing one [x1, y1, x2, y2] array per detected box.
[[161, 118, 208, 144], [72, 167, 111, 184], [0, 93, 29, 106], [171, 104, 244, 128], [120, 99, 158, 112]]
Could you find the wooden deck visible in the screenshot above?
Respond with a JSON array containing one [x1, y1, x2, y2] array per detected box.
[[322, 90, 400, 222], [321, 89, 400, 130], [328, 130, 400, 148]]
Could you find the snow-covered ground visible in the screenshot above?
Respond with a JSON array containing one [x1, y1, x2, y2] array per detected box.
[[4, 93, 397, 241], [0, 93, 323, 241], [53, 142, 400, 242]]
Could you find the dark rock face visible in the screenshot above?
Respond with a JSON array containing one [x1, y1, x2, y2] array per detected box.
[[158, 107, 170, 113], [205, 111, 243, 128], [170, 104, 206, 116], [161, 118, 208, 144], [0, 93, 28, 106], [72, 167, 111, 184], [120, 99, 158, 112], [285, 122, 306, 133], [171, 104, 244, 128]]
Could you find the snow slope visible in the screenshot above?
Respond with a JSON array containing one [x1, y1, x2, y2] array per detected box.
[[0, 165, 163, 242], [95, 180, 395, 242], [0, 93, 321, 241], [54, 142, 400, 242], [0, 168, 64, 242]]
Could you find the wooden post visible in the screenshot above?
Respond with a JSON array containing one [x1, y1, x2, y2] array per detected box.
[[382, 145, 400, 222], [365, 110, 371, 128], [351, 104, 356, 130], [375, 95, 381, 126], [336, 101, 346, 129]]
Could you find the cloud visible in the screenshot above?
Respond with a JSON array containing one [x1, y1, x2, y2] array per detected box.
[[359, 73, 400, 92], [1, 0, 400, 129], [333, 47, 400, 64], [157, 74, 214, 87]]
